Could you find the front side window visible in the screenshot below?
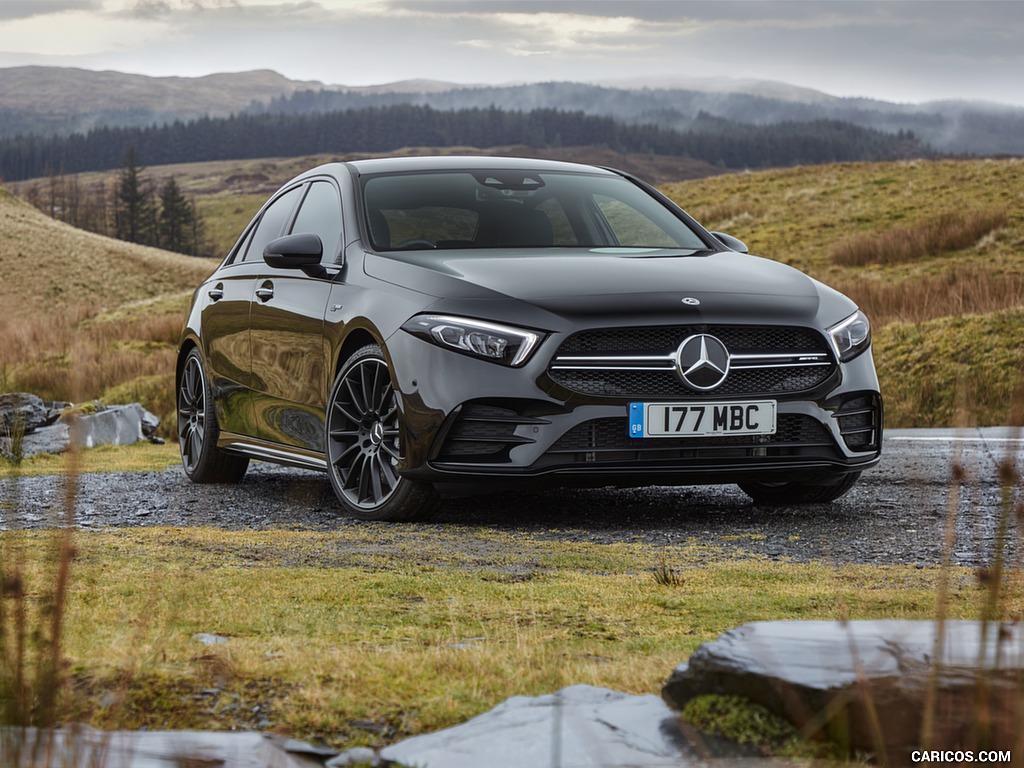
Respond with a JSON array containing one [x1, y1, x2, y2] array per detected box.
[[240, 185, 304, 262], [291, 181, 343, 263], [361, 171, 707, 252]]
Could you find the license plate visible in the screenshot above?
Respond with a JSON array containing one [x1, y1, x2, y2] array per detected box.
[[629, 401, 777, 438]]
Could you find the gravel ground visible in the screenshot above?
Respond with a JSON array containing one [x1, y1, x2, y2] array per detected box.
[[2, 428, 1020, 567]]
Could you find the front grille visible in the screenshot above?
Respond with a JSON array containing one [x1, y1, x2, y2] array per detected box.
[[556, 326, 825, 356], [549, 325, 836, 398], [434, 404, 547, 463], [836, 394, 882, 452]]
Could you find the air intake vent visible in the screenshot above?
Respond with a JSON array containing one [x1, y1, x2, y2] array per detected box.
[[435, 404, 547, 463], [836, 394, 882, 452]]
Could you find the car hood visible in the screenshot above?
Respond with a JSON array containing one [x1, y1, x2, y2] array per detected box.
[[365, 248, 835, 324]]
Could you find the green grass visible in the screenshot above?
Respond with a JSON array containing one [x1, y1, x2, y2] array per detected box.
[[1, 442, 180, 478], [1, 524, 1013, 748]]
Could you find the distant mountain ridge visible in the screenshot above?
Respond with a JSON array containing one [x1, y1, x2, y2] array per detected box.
[[0, 66, 325, 137], [1, 66, 1022, 156]]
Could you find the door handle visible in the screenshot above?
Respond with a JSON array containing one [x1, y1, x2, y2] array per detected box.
[[207, 284, 224, 301], [255, 282, 274, 302]]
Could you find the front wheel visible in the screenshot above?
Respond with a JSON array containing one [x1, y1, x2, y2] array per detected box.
[[738, 472, 861, 504], [325, 344, 438, 521]]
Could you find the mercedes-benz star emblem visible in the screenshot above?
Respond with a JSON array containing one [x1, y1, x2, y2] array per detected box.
[[676, 334, 730, 391], [681, 297, 700, 306]]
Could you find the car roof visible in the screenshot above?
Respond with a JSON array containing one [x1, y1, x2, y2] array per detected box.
[[341, 155, 620, 176]]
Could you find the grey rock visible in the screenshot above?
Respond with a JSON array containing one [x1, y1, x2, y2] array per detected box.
[[0, 392, 48, 434], [2, 400, 162, 458], [663, 620, 1023, 763], [2, 727, 319, 767], [67, 403, 159, 449], [16, 422, 71, 458], [380, 684, 696, 768]]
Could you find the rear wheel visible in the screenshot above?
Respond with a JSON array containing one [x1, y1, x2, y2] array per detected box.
[[325, 344, 438, 521], [738, 472, 861, 504], [177, 348, 249, 483]]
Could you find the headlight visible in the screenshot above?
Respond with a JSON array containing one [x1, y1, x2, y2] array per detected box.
[[401, 314, 543, 367], [828, 310, 871, 362]]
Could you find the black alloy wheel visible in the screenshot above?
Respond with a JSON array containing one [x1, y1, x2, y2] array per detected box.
[[325, 344, 438, 521], [177, 348, 249, 483]]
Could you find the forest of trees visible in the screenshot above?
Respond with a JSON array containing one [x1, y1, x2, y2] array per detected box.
[[23, 149, 209, 257], [0, 104, 929, 183]]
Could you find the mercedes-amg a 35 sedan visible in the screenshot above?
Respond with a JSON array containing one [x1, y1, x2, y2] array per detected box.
[[177, 156, 882, 520]]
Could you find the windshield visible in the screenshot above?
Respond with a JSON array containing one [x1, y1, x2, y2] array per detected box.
[[361, 170, 709, 252]]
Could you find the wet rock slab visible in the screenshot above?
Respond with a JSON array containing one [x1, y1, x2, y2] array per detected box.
[[663, 620, 1024, 763], [1, 727, 333, 768], [378, 684, 696, 768]]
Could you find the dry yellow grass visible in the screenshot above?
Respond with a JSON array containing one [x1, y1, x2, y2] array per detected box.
[[0, 188, 214, 320], [829, 208, 1009, 267], [665, 158, 1024, 426], [0, 192, 214, 432]]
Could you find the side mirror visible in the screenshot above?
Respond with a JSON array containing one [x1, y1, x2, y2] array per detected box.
[[264, 233, 326, 277], [711, 231, 749, 254]]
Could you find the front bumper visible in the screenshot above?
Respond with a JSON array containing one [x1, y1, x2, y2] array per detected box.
[[386, 328, 882, 490]]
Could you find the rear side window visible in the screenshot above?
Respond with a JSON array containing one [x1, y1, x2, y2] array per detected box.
[[240, 185, 303, 262]]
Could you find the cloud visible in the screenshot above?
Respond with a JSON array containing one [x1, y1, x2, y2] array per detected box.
[[2, 0, 1023, 106], [0, 0, 99, 21]]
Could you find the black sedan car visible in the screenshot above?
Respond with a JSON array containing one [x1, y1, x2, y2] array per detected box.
[[177, 156, 881, 520]]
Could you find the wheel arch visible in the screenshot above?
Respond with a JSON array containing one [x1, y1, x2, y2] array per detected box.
[[176, 337, 201, 388], [332, 326, 384, 380]]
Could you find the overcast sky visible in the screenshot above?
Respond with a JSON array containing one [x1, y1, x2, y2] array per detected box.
[[1, 1, 1023, 106]]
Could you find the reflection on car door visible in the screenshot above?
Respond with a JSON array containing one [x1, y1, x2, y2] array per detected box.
[[249, 180, 342, 452], [200, 260, 258, 437]]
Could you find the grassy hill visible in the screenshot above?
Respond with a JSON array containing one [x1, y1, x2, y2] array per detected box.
[[3, 157, 1023, 435], [664, 158, 1024, 427], [0, 67, 324, 136], [0, 189, 215, 434]]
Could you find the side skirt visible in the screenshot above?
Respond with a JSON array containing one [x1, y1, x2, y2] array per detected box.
[[217, 433, 328, 472]]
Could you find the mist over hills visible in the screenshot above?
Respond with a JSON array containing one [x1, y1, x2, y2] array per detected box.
[[250, 81, 1024, 157], [1, 66, 1022, 157]]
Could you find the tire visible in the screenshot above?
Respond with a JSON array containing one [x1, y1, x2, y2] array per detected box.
[[325, 344, 438, 521], [177, 348, 249, 483], [738, 472, 861, 504]]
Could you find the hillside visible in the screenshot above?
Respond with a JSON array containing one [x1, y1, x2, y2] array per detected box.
[[252, 81, 1024, 157], [0, 66, 323, 136], [0, 187, 212, 317], [663, 158, 1024, 427], [3, 67, 1024, 157], [0, 188, 215, 435]]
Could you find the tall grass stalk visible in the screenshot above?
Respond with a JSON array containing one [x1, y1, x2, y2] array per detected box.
[[1, 375, 80, 766]]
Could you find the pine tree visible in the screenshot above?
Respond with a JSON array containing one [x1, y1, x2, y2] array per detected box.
[[158, 176, 195, 254], [114, 148, 157, 245]]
